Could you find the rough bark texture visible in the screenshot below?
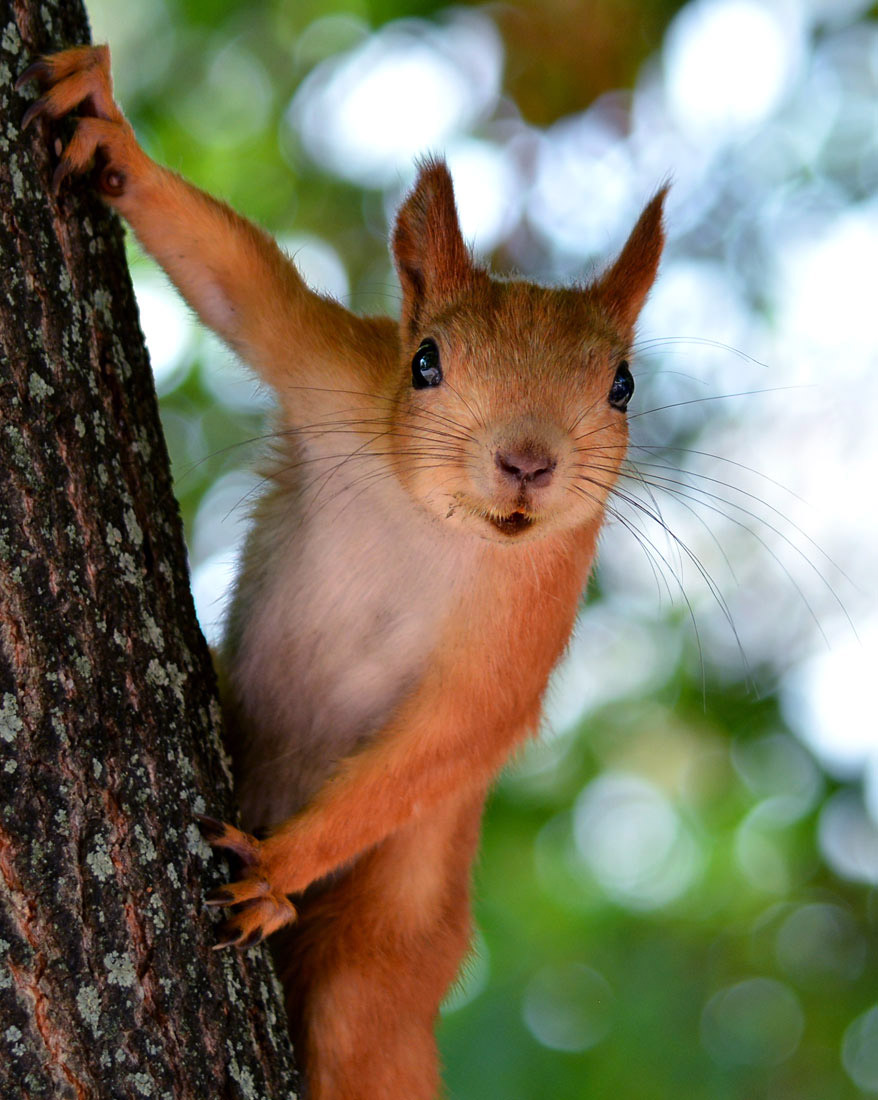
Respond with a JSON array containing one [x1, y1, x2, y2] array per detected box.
[[0, 2, 300, 1097]]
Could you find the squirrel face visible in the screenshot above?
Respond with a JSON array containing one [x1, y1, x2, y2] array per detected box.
[[389, 280, 633, 542], [389, 161, 667, 544]]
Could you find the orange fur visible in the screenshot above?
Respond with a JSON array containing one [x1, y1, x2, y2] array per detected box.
[[21, 46, 666, 1100]]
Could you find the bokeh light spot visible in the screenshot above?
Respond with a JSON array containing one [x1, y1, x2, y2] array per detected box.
[[573, 773, 699, 909], [174, 42, 273, 146], [842, 1005, 878, 1092], [191, 549, 238, 649], [734, 811, 789, 894], [279, 235, 350, 302], [818, 791, 878, 885], [783, 621, 878, 781], [133, 274, 192, 395], [700, 977, 804, 1067], [731, 733, 822, 825], [664, 0, 799, 136], [775, 903, 865, 988], [522, 964, 614, 1052], [288, 13, 502, 186]]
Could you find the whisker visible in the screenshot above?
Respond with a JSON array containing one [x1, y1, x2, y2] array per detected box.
[[577, 473, 751, 682], [577, 453, 842, 651], [568, 481, 708, 697], [630, 335, 769, 369], [626, 386, 812, 423], [614, 462, 852, 641], [442, 378, 487, 432], [576, 443, 851, 591]]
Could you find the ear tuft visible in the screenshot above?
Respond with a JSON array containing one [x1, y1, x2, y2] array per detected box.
[[392, 158, 474, 327], [592, 186, 668, 331]]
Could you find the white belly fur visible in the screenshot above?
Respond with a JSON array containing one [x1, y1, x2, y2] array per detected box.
[[224, 450, 466, 828]]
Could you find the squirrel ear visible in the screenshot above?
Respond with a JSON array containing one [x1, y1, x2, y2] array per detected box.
[[392, 159, 475, 327], [592, 186, 668, 331]]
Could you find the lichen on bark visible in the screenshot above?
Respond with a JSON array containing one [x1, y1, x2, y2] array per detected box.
[[0, 1, 300, 1096]]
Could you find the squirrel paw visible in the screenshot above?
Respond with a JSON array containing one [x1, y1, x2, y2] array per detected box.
[[16, 44, 136, 196], [197, 815, 298, 948]]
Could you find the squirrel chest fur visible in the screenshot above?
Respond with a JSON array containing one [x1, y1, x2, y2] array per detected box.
[[225, 453, 462, 825], [21, 44, 667, 1100]]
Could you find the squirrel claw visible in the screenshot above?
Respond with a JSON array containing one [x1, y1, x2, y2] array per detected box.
[[16, 46, 135, 197], [195, 813, 228, 842], [198, 813, 297, 943], [51, 157, 73, 196], [21, 96, 48, 131], [213, 920, 249, 949], [204, 886, 236, 906], [196, 813, 261, 866], [15, 58, 51, 92], [213, 919, 265, 951], [210, 895, 297, 948], [238, 928, 265, 950]]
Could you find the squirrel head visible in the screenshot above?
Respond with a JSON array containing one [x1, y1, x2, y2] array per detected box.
[[390, 159, 667, 544]]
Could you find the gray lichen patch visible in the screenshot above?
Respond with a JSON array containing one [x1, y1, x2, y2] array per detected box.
[[124, 508, 144, 547], [3, 424, 31, 471], [185, 822, 211, 861], [166, 662, 186, 704], [9, 156, 25, 200], [226, 1052, 258, 1100], [145, 660, 187, 706], [147, 891, 166, 931], [118, 552, 141, 584], [129, 1071, 156, 1096], [28, 372, 55, 401], [174, 746, 196, 781], [1, 21, 21, 53], [103, 951, 137, 988], [86, 839, 115, 883], [133, 825, 157, 862], [76, 985, 102, 1034], [142, 614, 164, 650], [146, 660, 169, 690], [92, 287, 112, 314], [0, 693, 23, 742]]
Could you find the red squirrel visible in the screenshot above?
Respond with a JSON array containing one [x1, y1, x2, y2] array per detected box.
[[20, 45, 666, 1100]]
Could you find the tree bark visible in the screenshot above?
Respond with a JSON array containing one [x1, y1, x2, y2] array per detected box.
[[0, 2, 300, 1096]]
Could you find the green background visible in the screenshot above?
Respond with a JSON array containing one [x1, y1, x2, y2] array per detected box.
[[85, 0, 878, 1096]]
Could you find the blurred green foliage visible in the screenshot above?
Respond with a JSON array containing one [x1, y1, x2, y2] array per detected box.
[[87, 0, 878, 1096]]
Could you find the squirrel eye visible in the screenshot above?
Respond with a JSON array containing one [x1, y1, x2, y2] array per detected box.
[[608, 361, 634, 410], [412, 339, 442, 389]]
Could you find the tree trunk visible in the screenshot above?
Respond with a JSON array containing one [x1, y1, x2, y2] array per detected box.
[[0, 2, 301, 1096]]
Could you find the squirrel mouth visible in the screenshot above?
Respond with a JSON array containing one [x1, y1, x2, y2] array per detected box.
[[488, 510, 534, 536]]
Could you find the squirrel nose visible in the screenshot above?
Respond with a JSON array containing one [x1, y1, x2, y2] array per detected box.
[[494, 448, 556, 488]]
